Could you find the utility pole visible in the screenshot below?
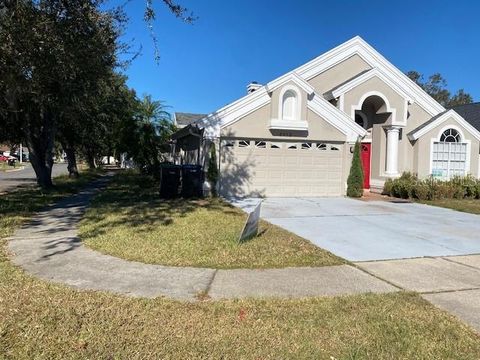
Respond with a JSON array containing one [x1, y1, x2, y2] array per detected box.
[[19, 144, 23, 164]]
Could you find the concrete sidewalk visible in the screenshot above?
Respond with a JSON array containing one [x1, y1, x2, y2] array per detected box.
[[356, 256, 480, 332], [7, 177, 396, 301]]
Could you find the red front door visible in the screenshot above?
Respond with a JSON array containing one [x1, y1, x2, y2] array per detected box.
[[360, 143, 371, 189]]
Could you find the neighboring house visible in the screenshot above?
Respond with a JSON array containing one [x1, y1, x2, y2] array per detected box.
[[174, 112, 207, 129], [172, 36, 480, 198]]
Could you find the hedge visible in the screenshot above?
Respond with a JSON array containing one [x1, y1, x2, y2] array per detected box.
[[383, 172, 480, 201]]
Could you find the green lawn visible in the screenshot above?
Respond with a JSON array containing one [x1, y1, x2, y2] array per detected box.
[[0, 162, 11, 171], [1, 171, 480, 359], [80, 172, 343, 269], [419, 198, 480, 215]]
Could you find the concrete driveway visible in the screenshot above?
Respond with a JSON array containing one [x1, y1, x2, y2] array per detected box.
[[231, 197, 480, 262]]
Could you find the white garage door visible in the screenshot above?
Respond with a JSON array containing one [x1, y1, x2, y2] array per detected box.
[[219, 139, 344, 197]]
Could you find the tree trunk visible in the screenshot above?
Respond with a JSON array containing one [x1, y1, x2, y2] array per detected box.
[[28, 141, 54, 189], [27, 109, 56, 189], [85, 152, 97, 169], [63, 144, 79, 178]]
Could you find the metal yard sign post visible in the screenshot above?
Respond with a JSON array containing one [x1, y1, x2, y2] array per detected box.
[[238, 201, 262, 243]]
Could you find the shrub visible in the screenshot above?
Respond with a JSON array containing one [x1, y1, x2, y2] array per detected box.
[[391, 179, 414, 199], [388, 172, 417, 199], [432, 182, 457, 200], [346, 141, 364, 198], [383, 178, 394, 196], [461, 175, 478, 199], [475, 183, 480, 199], [207, 142, 219, 197], [413, 183, 431, 200]]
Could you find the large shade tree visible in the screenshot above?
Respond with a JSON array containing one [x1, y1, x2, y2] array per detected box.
[[406, 71, 473, 108], [0, 0, 195, 188], [0, 0, 121, 187]]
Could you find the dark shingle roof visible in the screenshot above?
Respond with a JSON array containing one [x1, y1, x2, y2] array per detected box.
[[174, 112, 206, 128], [450, 102, 480, 132]]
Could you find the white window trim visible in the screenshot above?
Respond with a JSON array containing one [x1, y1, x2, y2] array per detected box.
[[429, 124, 471, 178]]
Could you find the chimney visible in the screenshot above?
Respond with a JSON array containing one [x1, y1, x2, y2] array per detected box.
[[247, 81, 262, 94]]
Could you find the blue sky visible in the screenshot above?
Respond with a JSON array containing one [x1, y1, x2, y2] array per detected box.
[[118, 0, 479, 115]]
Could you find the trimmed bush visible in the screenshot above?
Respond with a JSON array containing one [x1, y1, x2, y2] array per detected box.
[[383, 178, 394, 196], [413, 183, 431, 201], [390, 172, 417, 199], [346, 141, 364, 198], [384, 172, 480, 201]]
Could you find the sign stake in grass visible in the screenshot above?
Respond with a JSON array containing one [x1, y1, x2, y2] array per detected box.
[[238, 202, 262, 243]]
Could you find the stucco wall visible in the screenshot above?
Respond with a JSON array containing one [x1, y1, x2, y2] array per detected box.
[[221, 103, 347, 142], [342, 76, 406, 123], [307, 54, 372, 94]]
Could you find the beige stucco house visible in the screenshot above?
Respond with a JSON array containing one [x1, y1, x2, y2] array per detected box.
[[172, 36, 480, 197]]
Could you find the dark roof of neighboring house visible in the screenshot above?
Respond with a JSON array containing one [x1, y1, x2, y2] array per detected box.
[[174, 112, 206, 127], [450, 102, 480, 132], [408, 102, 480, 139]]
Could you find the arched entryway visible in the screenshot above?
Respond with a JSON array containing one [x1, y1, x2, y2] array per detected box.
[[353, 92, 400, 186]]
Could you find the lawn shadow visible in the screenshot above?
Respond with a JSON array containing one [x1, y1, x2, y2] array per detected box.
[[80, 171, 243, 240]]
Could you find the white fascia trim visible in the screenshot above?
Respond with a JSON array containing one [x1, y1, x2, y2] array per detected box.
[[265, 72, 315, 95], [294, 36, 445, 116], [409, 110, 480, 141], [197, 87, 271, 138], [269, 119, 309, 131], [307, 95, 367, 142], [331, 68, 413, 103]]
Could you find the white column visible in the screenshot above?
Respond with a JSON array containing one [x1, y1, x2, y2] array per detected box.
[[385, 126, 401, 176]]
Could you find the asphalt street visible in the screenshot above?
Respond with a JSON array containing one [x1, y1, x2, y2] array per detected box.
[[0, 163, 68, 192]]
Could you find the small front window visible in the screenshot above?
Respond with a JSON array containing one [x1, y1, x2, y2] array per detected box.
[[282, 90, 297, 121]]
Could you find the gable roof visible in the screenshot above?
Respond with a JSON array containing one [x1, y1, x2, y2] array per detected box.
[[323, 69, 371, 100], [408, 109, 480, 141], [307, 96, 367, 141], [196, 36, 446, 138], [450, 102, 480, 133], [326, 68, 412, 104], [174, 112, 206, 127], [265, 72, 315, 95], [294, 36, 444, 116]]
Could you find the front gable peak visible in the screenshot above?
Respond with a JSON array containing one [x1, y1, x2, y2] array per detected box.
[[265, 72, 314, 96]]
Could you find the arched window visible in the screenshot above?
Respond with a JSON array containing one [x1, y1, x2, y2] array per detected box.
[[440, 128, 461, 142], [432, 127, 468, 179], [282, 90, 297, 121]]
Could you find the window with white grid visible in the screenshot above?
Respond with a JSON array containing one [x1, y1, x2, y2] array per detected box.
[[432, 129, 467, 179]]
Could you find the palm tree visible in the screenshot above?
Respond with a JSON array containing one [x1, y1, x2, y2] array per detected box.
[[133, 94, 176, 174]]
